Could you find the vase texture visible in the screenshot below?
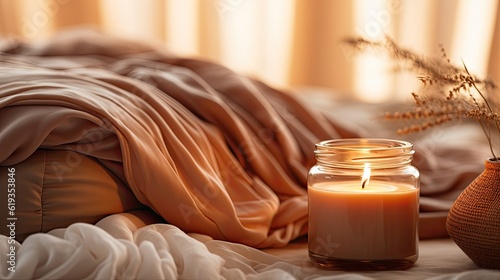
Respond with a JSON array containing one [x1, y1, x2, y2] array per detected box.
[[446, 159, 500, 269]]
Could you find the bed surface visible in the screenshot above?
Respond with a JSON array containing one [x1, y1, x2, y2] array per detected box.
[[265, 236, 492, 279], [1, 30, 499, 279], [3, 211, 499, 279]]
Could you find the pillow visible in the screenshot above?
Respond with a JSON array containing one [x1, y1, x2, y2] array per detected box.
[[0, 149, 144, 242]]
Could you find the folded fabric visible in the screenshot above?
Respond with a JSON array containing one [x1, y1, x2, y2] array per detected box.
[[0, 30, 341, 248], [0, 29, 485, 248]]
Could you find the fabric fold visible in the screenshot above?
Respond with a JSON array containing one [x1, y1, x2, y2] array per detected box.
[[0, 29, 486, 248], [0, 31, 340, 247]]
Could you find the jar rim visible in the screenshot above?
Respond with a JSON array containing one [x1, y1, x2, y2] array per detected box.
[[314, 138, 414, 168], [316, 138, 412, 151]]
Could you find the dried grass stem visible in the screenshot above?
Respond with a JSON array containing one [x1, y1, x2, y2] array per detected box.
[[345, 36, 499, 160]]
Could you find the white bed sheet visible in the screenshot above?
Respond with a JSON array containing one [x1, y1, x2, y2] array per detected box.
[[2, 211, 499, 280], [264, 237, 500, 280]]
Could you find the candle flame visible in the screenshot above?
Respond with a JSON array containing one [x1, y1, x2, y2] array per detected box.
[[361, 163, 370, 189]]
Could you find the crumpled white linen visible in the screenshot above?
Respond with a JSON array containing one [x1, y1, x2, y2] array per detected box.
[[1, 212, 361, 280], [2, 212, 500, 280], [0, 214, 295, 280]]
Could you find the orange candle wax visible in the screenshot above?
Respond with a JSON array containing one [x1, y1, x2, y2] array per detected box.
[[308, 182, 419, 260]]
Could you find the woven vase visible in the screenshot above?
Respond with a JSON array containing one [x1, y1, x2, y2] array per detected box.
[[446, 159, 500, 269]]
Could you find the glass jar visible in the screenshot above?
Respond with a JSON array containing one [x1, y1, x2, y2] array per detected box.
[[308, 138, 420, 270]]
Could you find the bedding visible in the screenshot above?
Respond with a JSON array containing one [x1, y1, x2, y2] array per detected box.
[[1, 29, 499, 279], [0, 149, 146, 241]]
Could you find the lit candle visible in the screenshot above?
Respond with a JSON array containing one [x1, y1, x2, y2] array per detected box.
[[309, 170, 419, 260], [308, 138, 420, 270]]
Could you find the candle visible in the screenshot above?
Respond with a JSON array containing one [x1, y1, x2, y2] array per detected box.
[[308, 181, 419, 260], [307, 138, 420, 270]]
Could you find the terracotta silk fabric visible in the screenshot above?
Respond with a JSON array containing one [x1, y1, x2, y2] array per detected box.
[[0, 31, 485, 248], [0, 31, 340, 248]]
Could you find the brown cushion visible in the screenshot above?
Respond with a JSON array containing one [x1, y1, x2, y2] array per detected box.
[[0, 149, 143, 242]]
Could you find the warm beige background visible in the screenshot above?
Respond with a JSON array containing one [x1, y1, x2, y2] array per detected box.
[[1, 0, 499, 102]]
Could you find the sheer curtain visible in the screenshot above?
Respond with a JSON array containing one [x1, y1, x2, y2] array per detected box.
[[1, 0, 499, 102]]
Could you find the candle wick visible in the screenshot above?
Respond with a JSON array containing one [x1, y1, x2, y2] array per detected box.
[[362, 179, 367, 189]]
